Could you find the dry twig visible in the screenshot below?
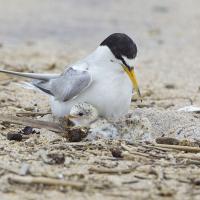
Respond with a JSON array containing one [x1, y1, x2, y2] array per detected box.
[[154, 144, 200, 153], [8, 175, 85, 190], [0, 114, 63, 133], [121, 144, 150, 158], [16, 111, 51, 117], [89, 165, 137, 174]]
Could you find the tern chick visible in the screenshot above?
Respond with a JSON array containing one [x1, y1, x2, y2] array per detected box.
[[68, 102, 99, 126], [68, 102, 118, 140]]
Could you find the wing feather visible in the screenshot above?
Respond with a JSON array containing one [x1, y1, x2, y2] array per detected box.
[[33, 67, 92, 101]]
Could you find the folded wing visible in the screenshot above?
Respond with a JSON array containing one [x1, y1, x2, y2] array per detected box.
[[33, 67, 92, 101]]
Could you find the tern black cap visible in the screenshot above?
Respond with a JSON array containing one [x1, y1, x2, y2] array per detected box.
[[100, 33, 137, 61]]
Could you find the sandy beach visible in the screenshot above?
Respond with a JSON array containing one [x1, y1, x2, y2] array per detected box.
[[1, 0, 200, 199]]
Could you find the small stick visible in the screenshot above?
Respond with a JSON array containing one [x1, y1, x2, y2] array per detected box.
[[176, 153, 200, 161], [8, 175, 85, 190], [0, 104, 12, 108], [121, 144, 150, 158], [89, 165, 137, 174], [143, 144, 175, 152], [16, 111, 51, 117], [154, 144, 200, 153], [0, 114, 63, 133], [121, 143, 138, 151], [121, 144, 167, 159], [122, 151, 150, 161]]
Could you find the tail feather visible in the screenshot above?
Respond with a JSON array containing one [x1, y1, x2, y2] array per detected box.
[[0, 69, 60, 80], [32, 79, 53, 95], [15, 82, 36, 90]]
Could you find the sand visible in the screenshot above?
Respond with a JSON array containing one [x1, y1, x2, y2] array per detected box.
[[1, 0, 200, 199]]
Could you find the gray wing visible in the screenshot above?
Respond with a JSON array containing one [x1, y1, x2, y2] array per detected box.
[[33, 67, 92, 102]]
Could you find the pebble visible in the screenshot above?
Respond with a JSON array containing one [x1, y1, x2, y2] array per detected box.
[[20, 126, 40, 135], [164, 84, 175, 89], [111, 148, 123, 158], [19, 163, 30, 175], [67, 128, 88, 142], [47, 153, 65, 165], [22, 126, 34, 135], [7, 132, 22, 141]]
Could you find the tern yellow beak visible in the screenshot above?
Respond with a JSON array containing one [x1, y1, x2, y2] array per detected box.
[[122, 65, 142, 101]]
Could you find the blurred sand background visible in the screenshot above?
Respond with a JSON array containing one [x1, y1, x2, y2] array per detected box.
[[1, 0, 200, 107], [1, 0, 200, 199]]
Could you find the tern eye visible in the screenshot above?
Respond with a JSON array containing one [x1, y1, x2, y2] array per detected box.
[[78, 112, 84, 116]]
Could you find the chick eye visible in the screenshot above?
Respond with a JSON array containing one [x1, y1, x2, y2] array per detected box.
[[78, 112, 84, 116]]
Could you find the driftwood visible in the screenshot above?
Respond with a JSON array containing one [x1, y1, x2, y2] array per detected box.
[[16, 111, 51, 117], [0, 114, 63, 133], [89, 165, 137, 174], [8, 175, 85, 190], [153, 144, 200, 153], [0, 114, 88, 140]]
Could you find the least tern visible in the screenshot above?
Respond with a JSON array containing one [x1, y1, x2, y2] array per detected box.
[[0, 33, 141, 119]]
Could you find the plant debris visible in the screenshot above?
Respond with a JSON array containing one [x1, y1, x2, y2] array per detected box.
[[164, 83, 176, 89], [67, 127, 88, 142], [7, 132, 22, 141], [110, 148, 123, 158], [20, 126, 40, 135], [155, 137, 180, 145], [8, 175, 85, 190], [45, 153, 65, 165]]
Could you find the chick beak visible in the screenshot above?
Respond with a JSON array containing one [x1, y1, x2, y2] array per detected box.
[[69, 114, 78, 119], [123, 65, 142, 101], [65, 114, 78, 120]]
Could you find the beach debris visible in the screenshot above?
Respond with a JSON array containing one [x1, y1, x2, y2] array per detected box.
[[19, 163, 30, 176], [47, 63, 57, 70], [7, 132, 22, 141], [153, 5, 169, 13], [8, 175, 85, 190], [20, 126, 40, 135], [22, 126, 34, 135], [67, 127, 88, 142], [155, 137, 179, 145], [1, 121, 11, 128], [110, 146, 150, 161], [44, 153, 65, 165], [16, 111, 51, 117], [39, 149, 65, 165], [164, 83, 175, 89], [150, 144, 200, 153], [47, 153, 65, 164], [111, 148, 123, 158], [89, 165, 137, 174], [59, 116, 75, 128], [6, 126, 39, 141], [0, 114, 63, 133], [178, 105, 200, 113], [0, 113, 88, 142]]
